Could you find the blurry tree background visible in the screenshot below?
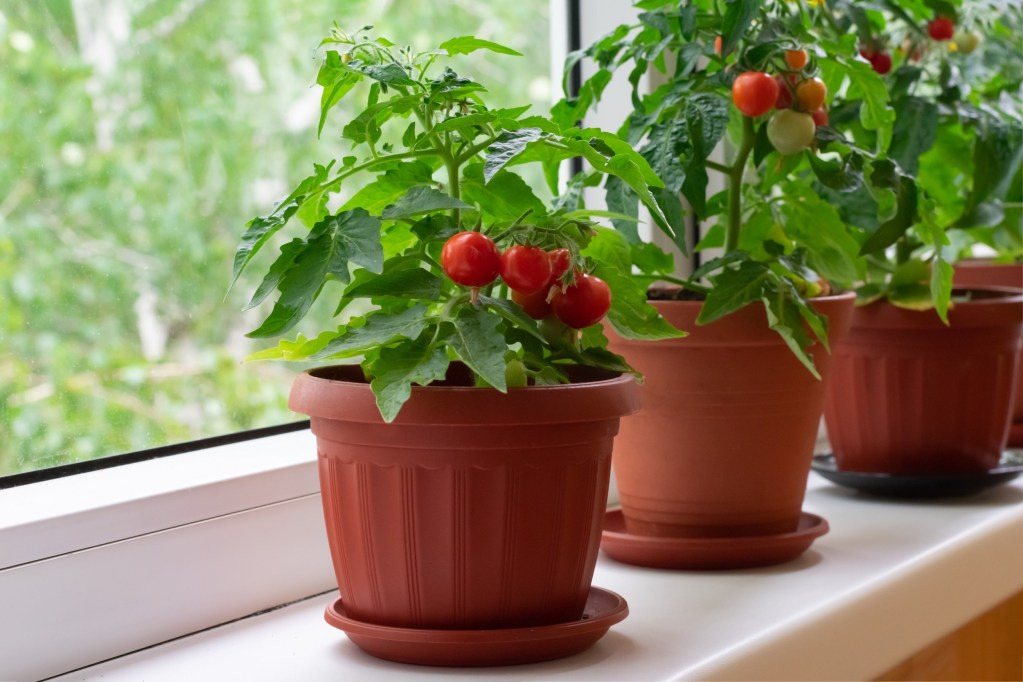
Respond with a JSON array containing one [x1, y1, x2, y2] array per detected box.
[[0, 0, 552, 476]]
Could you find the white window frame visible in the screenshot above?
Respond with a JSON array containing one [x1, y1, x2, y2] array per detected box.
[[0, 3, 647, 680]]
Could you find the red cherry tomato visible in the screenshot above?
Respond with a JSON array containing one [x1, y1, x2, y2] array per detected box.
[[870, 52, 892, 74], [546, 248, 571, 285], [928, 17, 955, 41], [732, 71, 779, 118], [774, 75, 794, 109], [795, 77, 827, 113], [441, 232, 501, 287], [551, 274, 612, 329], [714, 35, 722, 56], [785, 48, 808, 71], [500, 245, 552, 295], [811, 107, 829, 127], [512, 288, 552, 320]]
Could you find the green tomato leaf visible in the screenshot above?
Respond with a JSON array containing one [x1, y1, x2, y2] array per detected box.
[[440, 36, 523, 57], [368, 336, 450, 422], [888, 96, 938, 176], [461, 164, 545, 222], [761, 291, 821, 380], [478, 295, 546, 343], [860, 160, 919, 255], [721, 0, 763, 57], [341, 160, 435, 215], [447, 306, 508, 391], [245, 238, 305, 310], [381, 185, 473, 219], [698, 259, 771, 325], [314, 304, 430, 359], [484, 128, 544, 182]]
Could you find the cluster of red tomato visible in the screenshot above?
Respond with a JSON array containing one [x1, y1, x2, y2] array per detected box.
[[861, 15, 963, 75], [729, 48, 826, 155], [440, 232, 612, 329]]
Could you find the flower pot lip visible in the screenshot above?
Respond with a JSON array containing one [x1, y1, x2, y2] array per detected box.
[[289, 362, 641, 425], [852, 287, 1023, 329], [645, 288, 855, 307]]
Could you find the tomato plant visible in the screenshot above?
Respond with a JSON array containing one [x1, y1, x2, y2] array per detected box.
[[767, 109, 816, 155], [795, 77, 827, 112], [500, 244, 552, 294], [441, 232, 502, 287], [732, 71, 779, 117], [928, 17, 955, 41], [551, 274, 612, 329]]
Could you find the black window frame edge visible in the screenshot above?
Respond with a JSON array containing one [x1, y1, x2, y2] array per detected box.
[[0, 420, 311, 490]]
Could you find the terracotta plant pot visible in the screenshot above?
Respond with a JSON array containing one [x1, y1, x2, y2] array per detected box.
[[824, 288, 1023, 475], [605, 292, 855, 539], [289, 364, 639, 631], [953, 260, 1023, 446]]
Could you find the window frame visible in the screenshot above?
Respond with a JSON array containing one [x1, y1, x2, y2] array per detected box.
[[0, 2, 641, 679]]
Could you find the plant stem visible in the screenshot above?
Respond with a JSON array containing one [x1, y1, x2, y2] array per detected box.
[[725, 116, 757, 253]]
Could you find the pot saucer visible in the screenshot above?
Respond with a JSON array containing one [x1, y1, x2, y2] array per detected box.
[[600, 509, 828, 570], [811, 452, 1023, 499], [323, 586, 627, 667]]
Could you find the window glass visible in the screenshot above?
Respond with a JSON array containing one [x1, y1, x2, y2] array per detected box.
[[0, 0, 552, 477]]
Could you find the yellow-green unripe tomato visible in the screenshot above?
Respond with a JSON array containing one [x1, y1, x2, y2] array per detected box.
[[955, 32, 982, 55], [767, 109, 816, 155], [505, 359, 528, 388]]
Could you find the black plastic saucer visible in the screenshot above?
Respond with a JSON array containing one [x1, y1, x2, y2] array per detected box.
[[812, 451, 1023, 498]]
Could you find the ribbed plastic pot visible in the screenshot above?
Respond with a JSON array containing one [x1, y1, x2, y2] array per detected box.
[[953, 261, 1023, 444], [824, 289, 1023, 474], [289, 364, 640, 630], [604, 292, 855, 538]]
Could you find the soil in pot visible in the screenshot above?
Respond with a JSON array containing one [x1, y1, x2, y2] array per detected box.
[[824, 288, 1023, 475]]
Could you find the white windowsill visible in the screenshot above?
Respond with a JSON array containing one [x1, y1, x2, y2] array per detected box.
[[39, 469, 1023, 682]]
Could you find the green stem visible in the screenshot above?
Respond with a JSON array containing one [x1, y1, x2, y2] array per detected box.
[[725, 116, 757, 254]]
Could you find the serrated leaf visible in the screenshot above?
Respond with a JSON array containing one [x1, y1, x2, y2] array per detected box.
[[343, 264, 444, 300], [860, 161, 919, 255], [698, 259, 771, 325], [447, 306, 508, 391], [478, 295, 546, 343], [368, 336, 450, 422], [484, 128, 544, 182], [350, 60, 418, 87], [461, 164, 545, 222], [245, 238, 305, 310], [440, 36, 523, 57], [314, 305, 430, 359], [341, 160, 435, 214], [889, 96, 938, 176], [721, 0, 763, 57], [761, 292, 820, 379], [381, 185, 473, 219]]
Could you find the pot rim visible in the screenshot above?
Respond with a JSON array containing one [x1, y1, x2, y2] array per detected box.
[[289, 362, 641, 425]]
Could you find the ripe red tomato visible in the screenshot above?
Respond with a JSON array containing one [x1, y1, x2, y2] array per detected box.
[[811, 107, 829, 127], [928, 17, 955, 41], [714, 35, 722, 56], [767, 109, 816, 155], [785, 48, 808, 71], [546, 248, 571, 285], [500, 244, 552, 295], [512, 288, 552, 320], [732, 71, 779, 118], [551, 274, 612, 329], [795, 77, 827, 113], [774, 75, 794, 109], [870, 52, 892, 74], [441, 232, 501, 287]]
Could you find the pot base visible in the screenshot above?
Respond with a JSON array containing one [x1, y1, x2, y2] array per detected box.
[[600, 509, 828, 570], [323, 587, 628, 667], [812, 452, 1023, 498]]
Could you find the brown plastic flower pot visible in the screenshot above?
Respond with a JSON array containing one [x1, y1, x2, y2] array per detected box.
[[289, 364, 639, 631], [953, 261, 1023, 445], [605, 292, 855, 539], [824, 288, 1023, 475]]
